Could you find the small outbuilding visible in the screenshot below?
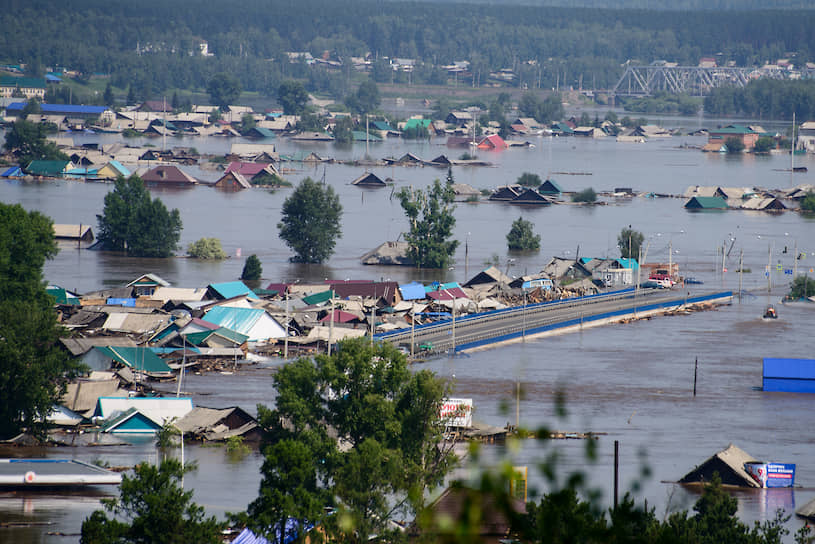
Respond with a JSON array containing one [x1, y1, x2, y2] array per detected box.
[[684, 196, 728, 210], [678, 444, 761, 488], [351, 172, 386, 187]]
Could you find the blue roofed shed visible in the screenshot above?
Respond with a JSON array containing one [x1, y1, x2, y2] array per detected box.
[[207, 281, 259, 300], [763, 358, 815, 393], [1, 166, 23, 177]]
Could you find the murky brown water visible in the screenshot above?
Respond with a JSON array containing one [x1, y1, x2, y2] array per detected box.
[[1, 125, 814, 542]]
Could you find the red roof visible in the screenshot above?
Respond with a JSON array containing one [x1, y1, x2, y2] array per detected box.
[[142, 165, 197, 185], [427, 288, 468, 301], [190, 318, 219, 330], [477, 134, 507, 150], [319, 310, 361, 323]]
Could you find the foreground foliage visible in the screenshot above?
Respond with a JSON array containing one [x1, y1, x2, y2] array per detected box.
[[246, 338, 455, 544], [0, 203, 81, 439], [80, 459, 224, 544], [397, 174, 459, 269], [96, 175, 183, 258], [278, 177, 343, 263]]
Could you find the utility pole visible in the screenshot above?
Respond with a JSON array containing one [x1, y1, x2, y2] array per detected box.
[[410, 302, 416, 359], [283, 294, 289, 359], [739, 250, 743, 302], [328, 296, 335, 356], [794, 240, 798, 279], [767, 243, 772, 292]]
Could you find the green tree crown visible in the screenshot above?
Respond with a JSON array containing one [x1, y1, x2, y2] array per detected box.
[[617, 227, 644, 260], [97, 175, 183, 257], [81, 459, 224, 544], [186, 237, 226, 260], [507, 217, 541, 251], [0, 203, 81, 439], [397, 179, 459, 269], [278, 177, 342, 263], [241, 254, 263, 281]]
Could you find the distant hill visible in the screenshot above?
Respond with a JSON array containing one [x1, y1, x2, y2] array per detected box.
[[402, 0, 812, 8]]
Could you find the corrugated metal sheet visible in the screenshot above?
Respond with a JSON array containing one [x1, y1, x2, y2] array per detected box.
[[203, 306, 263, 335], [399, 282, 426, 301], [763, 358, 815, 393], [95, 397, 193, 425], [209, 281, 259, 300], [93, 346, 171, 373]]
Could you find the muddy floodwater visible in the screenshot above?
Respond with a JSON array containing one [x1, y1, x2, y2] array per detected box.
[[1, 125, 814, 542]]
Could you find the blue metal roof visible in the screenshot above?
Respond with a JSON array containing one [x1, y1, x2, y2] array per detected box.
[[208, 281, 259, 300], [203, 306, 264, 336], [399, 282, 426, 300], [617, 258, 639, 270], [1, 166, 22, 177], [6, 102, 108, 114], [424, 281, 461, 294], [230, 520, 313, 544]]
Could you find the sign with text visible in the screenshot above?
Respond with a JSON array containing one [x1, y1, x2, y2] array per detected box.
[[440, 398, 473, 428]]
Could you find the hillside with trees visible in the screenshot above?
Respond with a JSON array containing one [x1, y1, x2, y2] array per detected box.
[[2, 0, 814, 106]]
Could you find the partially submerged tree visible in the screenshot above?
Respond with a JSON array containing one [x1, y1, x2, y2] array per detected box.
[[507, 217, 541, 251], [4, 118, 69, 164], [397, 179, 459, 269], [186, 237, 226, 260], [97, 175, 183, 258], [249, 338, 455, 544], [241, 254, 263, 281], [81, 459, 224, 544], [800, 191, 815, 213], [788, 275, 815, 299], [572, 187, 597, 203], [278, 177, 342, 263], [517, 172, 542, 187], [618, 226, 644, 260], [725, 136, 746, 154], [0, 203, 82, 439]]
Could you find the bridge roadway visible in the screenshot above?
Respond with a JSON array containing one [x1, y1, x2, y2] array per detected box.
[[376, 288, 731, 357]]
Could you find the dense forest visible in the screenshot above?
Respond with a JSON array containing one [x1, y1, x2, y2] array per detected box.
[[2, 0, 814, 103], [704, 79, 815, 120]]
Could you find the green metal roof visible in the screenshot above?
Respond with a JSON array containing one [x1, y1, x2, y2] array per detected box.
[[0, 75, 46, 88], [685, 196, 728, 209], [25, 160, 70, 176], [184, 327, 248, 346], [93, 346, 171, 373], [47, 287, 80, 305], [710, 125, 756, 135], [302, 289, 335, 305], [352, 131, 383, 142], [404, 119, 431, 130], [100, 407, 162, 433]]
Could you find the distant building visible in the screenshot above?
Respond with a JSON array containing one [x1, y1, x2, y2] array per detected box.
[[0, 76, 46, 99]]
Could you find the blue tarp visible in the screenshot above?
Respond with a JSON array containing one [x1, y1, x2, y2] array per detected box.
[[399, 282, 426, 300], [230, 519, 313, 544], [107, 298, 136, 307]]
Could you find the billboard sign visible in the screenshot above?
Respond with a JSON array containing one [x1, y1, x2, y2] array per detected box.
[[440, 398, 473, 428]]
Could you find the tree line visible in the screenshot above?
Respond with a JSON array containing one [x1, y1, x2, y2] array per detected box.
[[3, 0, 814, 102], [704, 79, 815, 120]]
